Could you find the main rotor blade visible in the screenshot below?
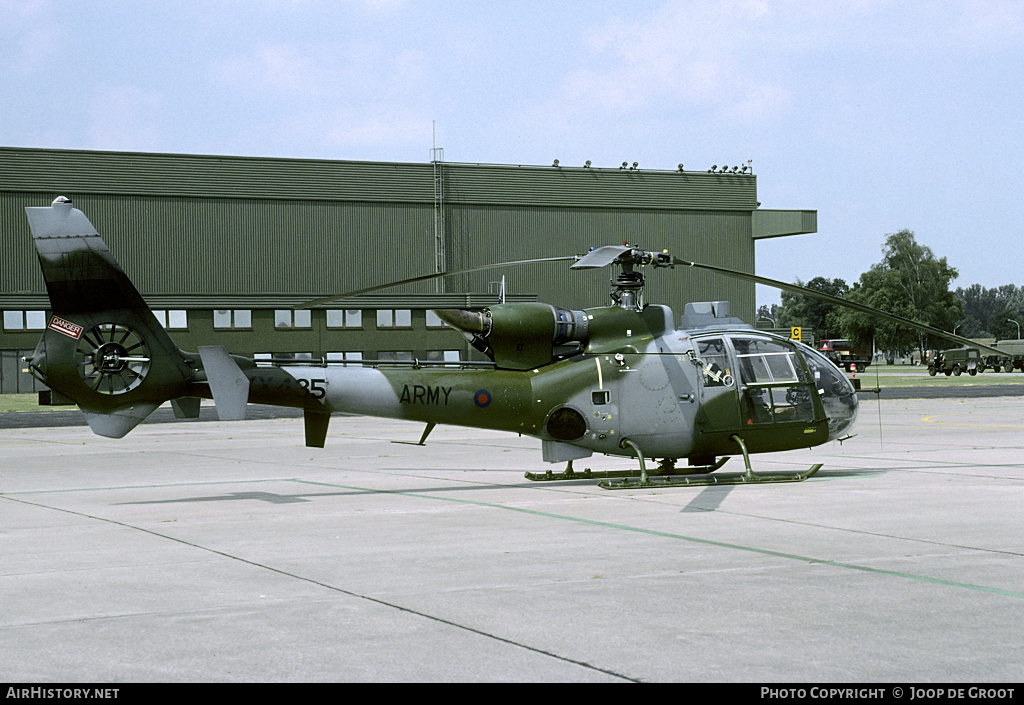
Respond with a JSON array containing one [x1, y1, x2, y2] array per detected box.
[[296, 255, 579, 309], [571, 245, 632, 269], [673, 258, 1009, 357]]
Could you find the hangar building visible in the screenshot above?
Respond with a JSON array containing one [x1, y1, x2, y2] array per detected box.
[[0, 146, 815, 393]]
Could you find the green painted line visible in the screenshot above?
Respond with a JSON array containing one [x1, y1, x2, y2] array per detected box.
[[293, 478, 1024, 600], [8, 475, 1019, 600]]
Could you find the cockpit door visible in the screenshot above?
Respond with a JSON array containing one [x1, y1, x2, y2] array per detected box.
[[692, 336, 743, 434], [727, 335, 831, 452], [729, 337, 818, 426]]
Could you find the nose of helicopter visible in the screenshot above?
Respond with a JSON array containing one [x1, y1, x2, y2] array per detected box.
[[822, 362, 859, 440], [797, 343, 859, 440]]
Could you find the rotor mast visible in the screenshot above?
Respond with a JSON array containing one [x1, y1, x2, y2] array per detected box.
[[572, 244, 675, 311], [609, 256, 646, 310]]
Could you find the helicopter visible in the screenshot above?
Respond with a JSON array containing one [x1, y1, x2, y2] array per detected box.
[[21, 196, 1008, 489]]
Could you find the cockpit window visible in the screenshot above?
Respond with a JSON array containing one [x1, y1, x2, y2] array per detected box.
[[696, 337, 732, 387], [731, 337, 801, 384], [731, 337, 813, 424]]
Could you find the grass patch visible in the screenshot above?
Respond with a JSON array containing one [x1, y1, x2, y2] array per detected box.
[[0, 394, 71, 412], [853, 365, 1024, 388]]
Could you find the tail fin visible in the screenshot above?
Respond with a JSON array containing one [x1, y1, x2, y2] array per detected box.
[[24, 197, 194, 437]]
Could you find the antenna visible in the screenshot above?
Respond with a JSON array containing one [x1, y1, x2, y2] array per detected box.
[[431, 121, 445, 292], [430, 120, 444, 163]]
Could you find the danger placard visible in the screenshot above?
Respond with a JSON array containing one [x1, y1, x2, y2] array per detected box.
[[49, 316, 84, 339]]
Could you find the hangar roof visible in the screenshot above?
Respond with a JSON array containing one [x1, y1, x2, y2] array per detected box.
[[0, 146, 758, 211]]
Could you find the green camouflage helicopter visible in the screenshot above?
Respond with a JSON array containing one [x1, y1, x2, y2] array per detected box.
[[22, 197, 1004, 489]]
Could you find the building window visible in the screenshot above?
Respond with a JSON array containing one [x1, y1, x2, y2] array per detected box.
[[326, 352, 363, 365], [326, 309, 363, 328], [378, 351, 413, 362], [258, 352, 312, 367], [275, 309, 311, 329], [154, 310, 188, 329], [376, 309, 411, 328], [27, 311, 46, 329], [425, 350, 461, 364], [3, 311, 46, 331], [425, 310, 447, 328], [214, 309, 252, 329]]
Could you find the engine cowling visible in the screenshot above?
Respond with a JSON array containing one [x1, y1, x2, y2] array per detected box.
[[433, 303, 589, 370]]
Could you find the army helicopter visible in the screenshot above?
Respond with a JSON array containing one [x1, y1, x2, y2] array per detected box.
[[22, 197, 1004, 489]]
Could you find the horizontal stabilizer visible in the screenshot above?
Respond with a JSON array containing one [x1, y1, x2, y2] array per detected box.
[[198, 346, 249, 421]]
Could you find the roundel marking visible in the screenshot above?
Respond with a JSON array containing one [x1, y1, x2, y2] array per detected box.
[[474, 389, 492, 408]]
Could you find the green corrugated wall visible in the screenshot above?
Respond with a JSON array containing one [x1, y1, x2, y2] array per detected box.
[[1, 147, 759, 315], [0, 147, 764, 383]]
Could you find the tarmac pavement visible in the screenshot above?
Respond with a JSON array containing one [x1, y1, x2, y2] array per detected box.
[[2, 396, 1023, 682]]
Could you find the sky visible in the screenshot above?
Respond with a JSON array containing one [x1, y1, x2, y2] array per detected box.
[[3, 0, 1023, 307]]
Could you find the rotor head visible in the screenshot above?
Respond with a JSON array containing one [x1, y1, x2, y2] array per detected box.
[[572, 244, 676, 310]]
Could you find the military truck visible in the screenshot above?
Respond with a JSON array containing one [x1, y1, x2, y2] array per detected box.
[[818, 339, 871, 373], [929, 347, 981, 376], [980, 339, 1024, 373]]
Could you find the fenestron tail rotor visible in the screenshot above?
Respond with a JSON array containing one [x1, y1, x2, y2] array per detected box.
[[76, 323, 152, 395]]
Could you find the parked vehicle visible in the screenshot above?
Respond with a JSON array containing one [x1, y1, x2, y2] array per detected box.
[[980, 339, 1024, 373], [929, 347, 981, 376], [818, 339, 871, 373]]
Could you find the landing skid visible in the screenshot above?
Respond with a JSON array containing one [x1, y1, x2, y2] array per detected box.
[[525, 435, 823, 490], [525, 456, 729, 483], [598, 463, 822, 489]]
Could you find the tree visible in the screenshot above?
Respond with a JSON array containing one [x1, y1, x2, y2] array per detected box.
[[776, 277, 848, 339], [837, 230, 962, 357], [990, 308, 1024, 341], [955, 283, 1023, 338], [1007, 288, 1024, 320]]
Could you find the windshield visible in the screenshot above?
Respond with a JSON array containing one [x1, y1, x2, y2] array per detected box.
[[793, 340, 859, 438], [730, 337, 814, 424]]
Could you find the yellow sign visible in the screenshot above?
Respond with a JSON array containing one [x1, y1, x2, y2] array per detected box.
[[790, 327, 802, 341]]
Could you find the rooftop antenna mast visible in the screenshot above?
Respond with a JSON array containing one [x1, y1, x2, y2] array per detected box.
[[431, 121, 445, 294]]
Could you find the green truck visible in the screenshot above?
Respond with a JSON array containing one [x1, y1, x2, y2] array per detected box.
[[929, 347, 981, 376], [979, 339, 1024, 373]]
